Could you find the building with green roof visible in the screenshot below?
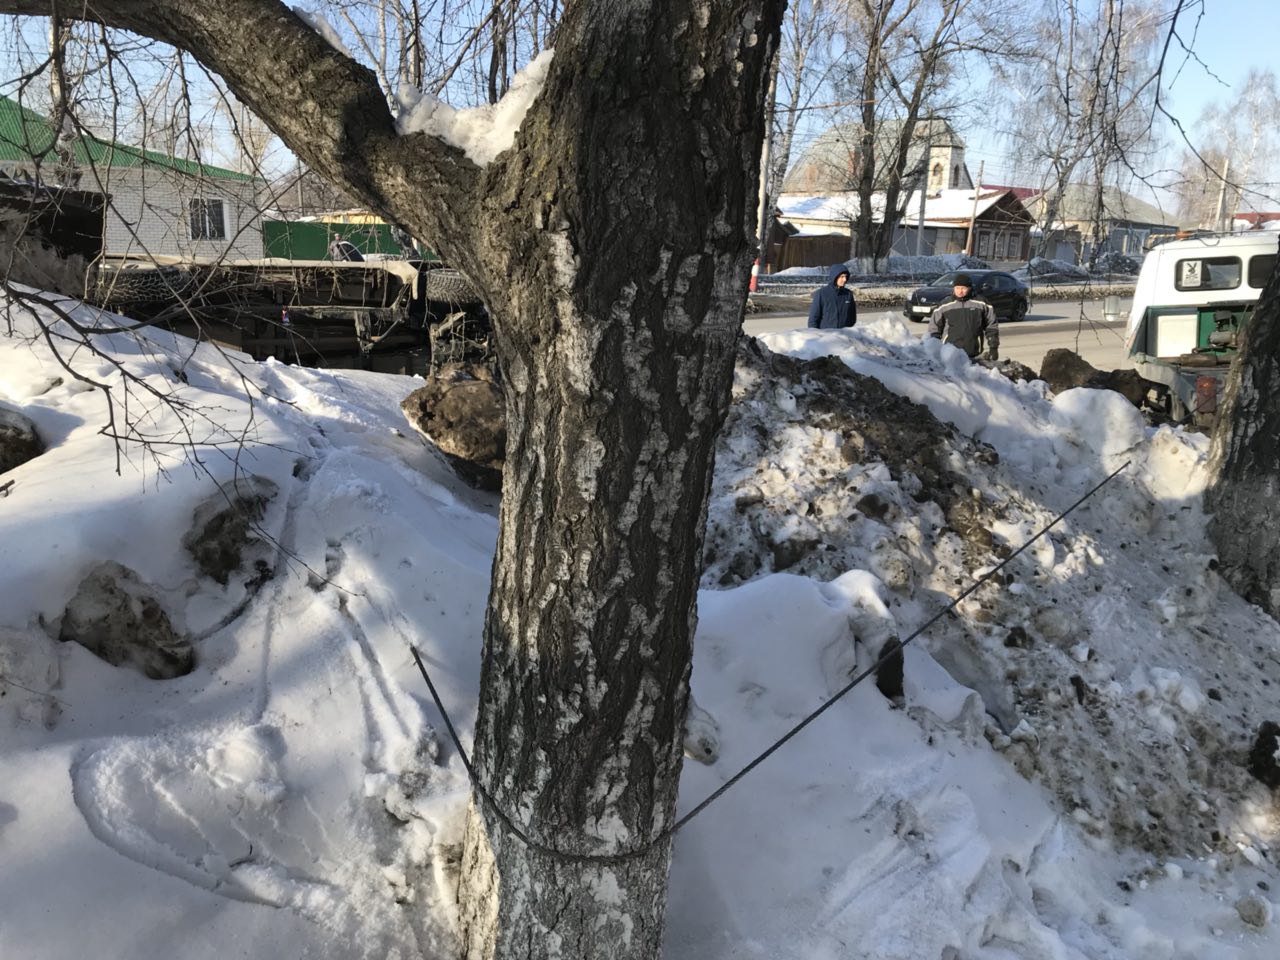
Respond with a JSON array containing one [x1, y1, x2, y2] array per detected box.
[[0, 94, 266, 259]]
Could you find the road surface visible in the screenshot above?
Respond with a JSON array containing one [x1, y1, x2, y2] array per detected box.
[[744, 298, 1132, 372]]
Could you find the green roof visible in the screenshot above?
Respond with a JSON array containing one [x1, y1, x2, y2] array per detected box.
[[0, 95, 256, 183]]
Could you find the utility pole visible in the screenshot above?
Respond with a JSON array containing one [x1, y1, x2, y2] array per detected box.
[[751, 64, 779, 291], [1212, 156, 1231, 232], [964, 160, 985, 256], [914, 122, 932, 257]]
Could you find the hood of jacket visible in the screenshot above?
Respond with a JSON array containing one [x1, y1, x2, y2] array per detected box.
[[827, 263, 851, 284]]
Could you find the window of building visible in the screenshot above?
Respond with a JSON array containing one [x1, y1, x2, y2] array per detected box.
[[189, 198, 227, 241], [1175, 256, 1241, 291], [951, 165, 960, 188]]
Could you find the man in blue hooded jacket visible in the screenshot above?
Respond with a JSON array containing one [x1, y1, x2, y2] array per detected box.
[[807, 263, 857, 329]]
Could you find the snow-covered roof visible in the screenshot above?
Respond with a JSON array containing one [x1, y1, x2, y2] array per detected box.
[[777, 192, 876, 222], [779, 188, 1018, 229], [1023, 183, 1180, 228], [789, 225, 849, 237], [901, 188, 1011, 224]]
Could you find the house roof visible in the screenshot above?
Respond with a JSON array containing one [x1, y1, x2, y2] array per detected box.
[[778, 187, 1028, 230], [901, 188, 1015, 224], [0, 95, 256, 183], [1022, 183, 1179, 228], [782, 118, 965, 194], [981, 183, 1040, 200], [1233, 212, 1280, 227], [778, 193, 874, 222]]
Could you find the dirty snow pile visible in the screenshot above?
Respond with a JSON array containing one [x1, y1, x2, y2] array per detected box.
[[1, 291, 1278, 960], [1014, 257, 1093, 283]]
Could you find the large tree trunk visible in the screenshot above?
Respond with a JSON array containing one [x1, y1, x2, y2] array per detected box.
[[456, 7, 782, 955], [1205, 239, 1280, 618], [0, 1, 784, 957]]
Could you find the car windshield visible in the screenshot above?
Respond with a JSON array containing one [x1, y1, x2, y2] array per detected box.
[[931, 272, 987, 286]]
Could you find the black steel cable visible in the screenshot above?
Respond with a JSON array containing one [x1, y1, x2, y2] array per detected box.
[[411, 459, 1131, 863]]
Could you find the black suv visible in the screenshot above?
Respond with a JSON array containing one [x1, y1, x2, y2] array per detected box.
[[904, 270, 1031, 323]]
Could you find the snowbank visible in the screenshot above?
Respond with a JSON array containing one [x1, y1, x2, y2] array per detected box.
[[1, 289, 1277, 959]]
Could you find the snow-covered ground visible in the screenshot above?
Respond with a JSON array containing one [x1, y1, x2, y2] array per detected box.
[[1, 290, 1277, 959]]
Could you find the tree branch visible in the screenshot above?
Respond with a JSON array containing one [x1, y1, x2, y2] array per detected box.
[[0, 0, 482, 259]]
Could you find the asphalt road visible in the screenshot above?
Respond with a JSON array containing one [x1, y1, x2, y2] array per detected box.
[[744, 297, 1132, 372]]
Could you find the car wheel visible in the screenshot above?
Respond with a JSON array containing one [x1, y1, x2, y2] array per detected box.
[[1009, 301, 1027, 322]]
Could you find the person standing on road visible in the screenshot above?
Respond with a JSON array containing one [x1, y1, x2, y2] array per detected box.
[[808, 263, 858, 329], [928, 273, 998, 360]]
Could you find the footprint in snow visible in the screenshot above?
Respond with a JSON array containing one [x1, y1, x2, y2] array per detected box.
[[72, 724, 338, 915]]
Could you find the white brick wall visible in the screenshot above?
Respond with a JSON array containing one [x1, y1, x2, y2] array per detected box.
[[93, 167, 264, 260], [0, 161, 265, 261]]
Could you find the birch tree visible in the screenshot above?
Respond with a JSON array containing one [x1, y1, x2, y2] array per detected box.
[[0, 1, 784, 958]]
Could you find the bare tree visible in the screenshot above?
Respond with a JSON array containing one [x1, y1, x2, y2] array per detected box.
[[1171, 145, 1232, 230], [1172, 69, 1279, 228], [213, 93, 277, 174], [0, 4, 783, 960], [814, 0, 1025, 264], [310, 0, 558, 106], [996, 0, 1164, 262], [757, 0, 842, 268]]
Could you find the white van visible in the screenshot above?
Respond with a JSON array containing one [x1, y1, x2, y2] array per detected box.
[[1122, 232, 1279, 425]]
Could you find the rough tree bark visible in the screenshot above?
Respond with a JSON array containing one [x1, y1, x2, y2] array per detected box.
[[1205, 239, 1280, 620], [0, 1, 785, 957]]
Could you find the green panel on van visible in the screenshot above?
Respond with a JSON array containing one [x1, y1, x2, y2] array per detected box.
[[1196, 305, 1254, 354]]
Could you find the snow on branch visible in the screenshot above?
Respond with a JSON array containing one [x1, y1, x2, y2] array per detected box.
[[290, 6, 354, 59], [395, 50, 555, 166]]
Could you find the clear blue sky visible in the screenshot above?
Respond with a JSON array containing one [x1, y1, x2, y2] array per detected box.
[[1159, 0, 1280, 130]]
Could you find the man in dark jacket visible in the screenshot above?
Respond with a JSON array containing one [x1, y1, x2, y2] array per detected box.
[[927, 273, 999, 360], [807, 263, 858, 329]]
